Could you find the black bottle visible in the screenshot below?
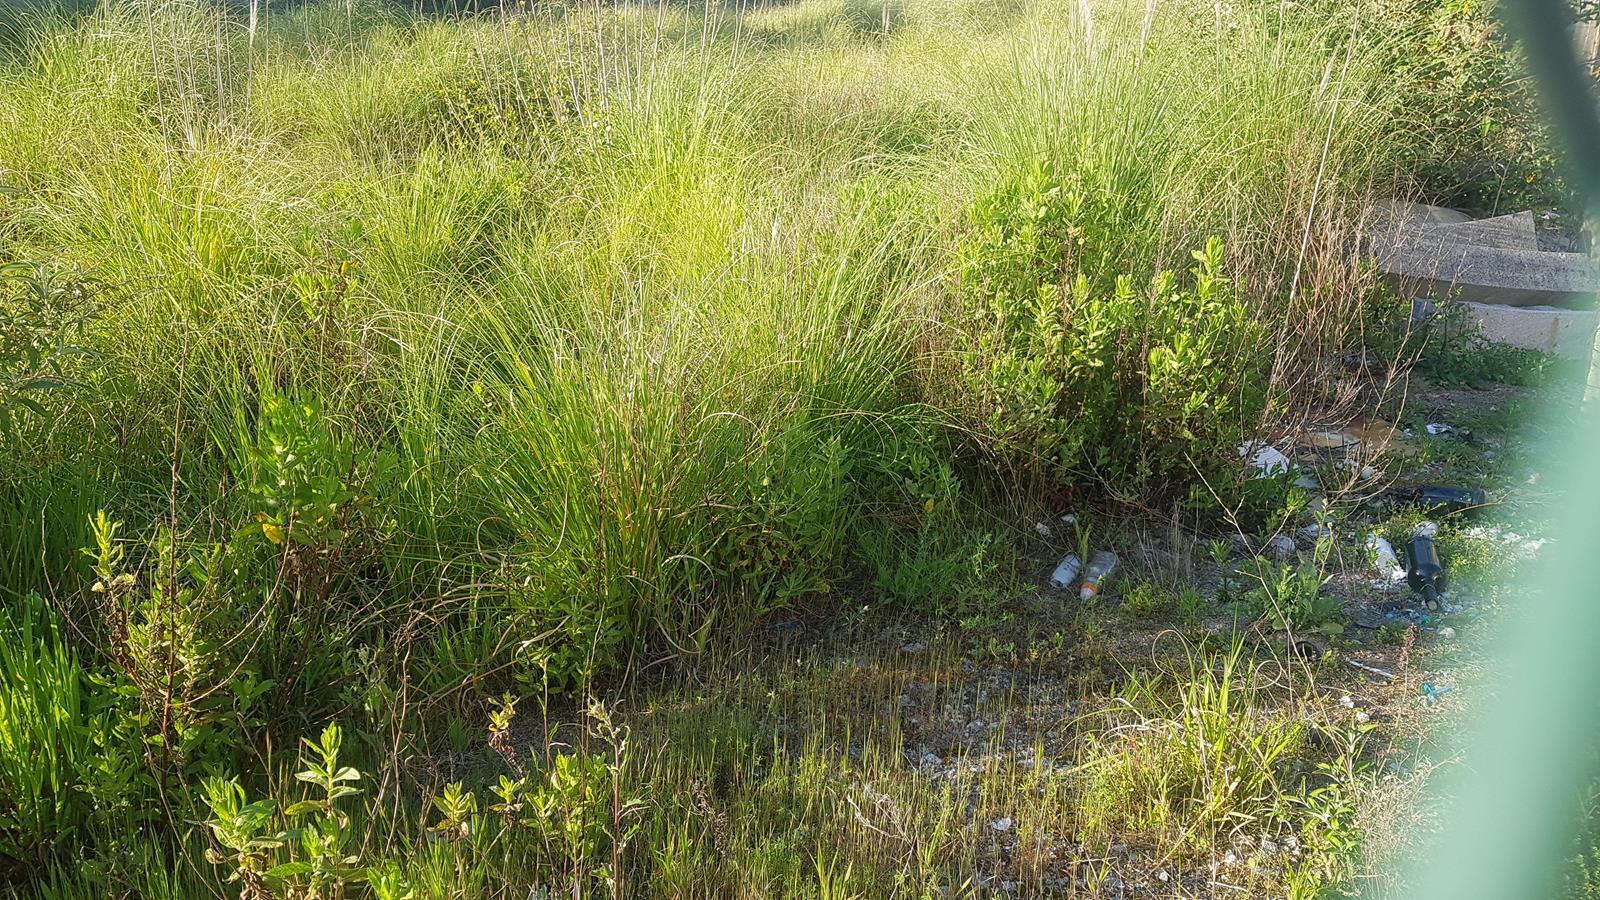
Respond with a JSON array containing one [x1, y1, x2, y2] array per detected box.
[[1406, 532, 1447, 610], [1413, 485, 1486, 514]]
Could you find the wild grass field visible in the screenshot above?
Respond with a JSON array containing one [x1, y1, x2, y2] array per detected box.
[[0, 0, 1582, 896]]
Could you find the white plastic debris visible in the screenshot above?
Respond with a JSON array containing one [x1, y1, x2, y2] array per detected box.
[[1239, 441, 1292, 476], [990, 817, 1012, 833], [1463, 524, 1547, 556], [1060, 512, 1077, 525], [1414, 520, 1439, 539], [1365, 534, 1405, 581], [1425, 422, 1453, 436], [1033, 521, 1052, 537], [1048, 553, 1083, 589], [1438, 626, 1457, 640]]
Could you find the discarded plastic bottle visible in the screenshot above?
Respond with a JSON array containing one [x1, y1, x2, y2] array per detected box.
[[1048, 553, 1082, 589], [1365, 534, 1404, 580], [1413, 485, 1486, 514], [1079, 551, 1118, 601], [1406, 527, 1446, 611]]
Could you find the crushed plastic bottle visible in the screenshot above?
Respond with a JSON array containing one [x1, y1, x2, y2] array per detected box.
[[1406, 523, 1446, 611], [1365, 534, 1405, 581], [1078, 551, 1118, 601], [1048, 553, 1082, 589]]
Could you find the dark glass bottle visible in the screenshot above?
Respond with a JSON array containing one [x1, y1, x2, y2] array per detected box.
[[1406, 533, 1447, 610], [1413, 485, 1486, 513]]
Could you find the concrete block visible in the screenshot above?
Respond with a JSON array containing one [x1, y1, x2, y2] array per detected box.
[[1459, 300, 1597, 360], [1373, 227, 1600, 307], [1430, 211, 1538, 251]]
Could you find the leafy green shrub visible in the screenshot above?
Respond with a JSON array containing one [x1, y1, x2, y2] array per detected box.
[[958, 161, 1267, 496], [1370, 0, 1564, 212], [202, 723, 367, 898], [708, 433, 858, 609], [1240, 558, 1346, 638], [1122, 580, 1205, 625], [0, 262, 98, 436], [1120, 581, 1171, 619], [1416, 300, 1577, 388], [236, 393, 357, 553]]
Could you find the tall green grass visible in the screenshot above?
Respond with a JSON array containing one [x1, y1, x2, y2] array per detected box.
[[0, 0, 1437, 884], [0, 0, 1412, 689]]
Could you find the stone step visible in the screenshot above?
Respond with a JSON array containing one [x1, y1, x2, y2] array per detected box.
[[1373, 227, 1599, 308]]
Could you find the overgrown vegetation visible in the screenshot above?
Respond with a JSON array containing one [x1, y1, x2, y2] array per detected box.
[[0, 0, 1571, 895]]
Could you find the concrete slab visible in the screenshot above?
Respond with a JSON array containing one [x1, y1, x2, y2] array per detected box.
[[1373, 226, 1600, 307], [1429, 210, 1538, 251], [1458, 301, 1597, 360]]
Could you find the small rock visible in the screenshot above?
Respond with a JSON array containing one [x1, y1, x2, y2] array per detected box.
[[1438, 626, 1457, 640], [990, 817, 1012, 833], [1156, 870, 1170, 883], [1298, 521, 1334, 542], [1223, 850, 1240, 866], [1260, 837, 1280, 855], [1033, 521, 1052, 537], [902, 641, 926, 653], [1267, 534, 1297, 561]]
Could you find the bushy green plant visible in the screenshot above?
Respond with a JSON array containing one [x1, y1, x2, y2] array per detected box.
[[959, 166, 1267, 494], [202, 723, 367, 899], [0, 262, 98, 436], [1371, 0, 1563, 212], [1121, 581, 1171, 619], [236, 393, 357, 551], [1241, 558, 1346, 638]]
